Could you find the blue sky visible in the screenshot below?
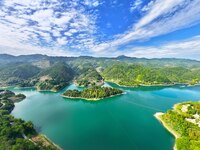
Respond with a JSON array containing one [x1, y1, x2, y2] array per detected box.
[[0, 0, 200, 59]]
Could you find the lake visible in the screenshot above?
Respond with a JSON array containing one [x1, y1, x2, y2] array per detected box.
[[9, 83, 200, 150]]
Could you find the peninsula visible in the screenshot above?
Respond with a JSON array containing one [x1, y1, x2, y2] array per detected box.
[[155, 101, 200, 150], [0, 90, 61, 150], [62, 86, 123, 101]]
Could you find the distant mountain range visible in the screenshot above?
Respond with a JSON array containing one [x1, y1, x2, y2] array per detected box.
[[0, 54, 200, 90], [1, 54, 200, 67]]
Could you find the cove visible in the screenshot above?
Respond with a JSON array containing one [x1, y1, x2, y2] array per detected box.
[[9, 83, 200, 150]]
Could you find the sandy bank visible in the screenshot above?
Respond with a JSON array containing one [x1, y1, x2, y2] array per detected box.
[[154, 112, 180, 150]]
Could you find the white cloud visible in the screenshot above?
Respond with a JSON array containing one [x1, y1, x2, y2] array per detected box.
[[0, 0, 98, 56], [141, 0, 154, 12], [83, 0, 102, 7], [135, 0, 185, 29], [130, 0, 143, 13], [57, 37, 68, 45], [4, 16, 27, 25], [0, 0, 200, 59], [127, 36, 200, 59], [95, 35, 200, 60], [0, 43, 72, 57], [54, 14, 73, 26], [52, 30, 61, 37], [29, 9, 54, 27], [91, 0, 200, 56], [64, 32, 72, 36]]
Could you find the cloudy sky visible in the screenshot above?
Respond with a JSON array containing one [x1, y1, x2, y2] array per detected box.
[[0, 0, 200, 59]]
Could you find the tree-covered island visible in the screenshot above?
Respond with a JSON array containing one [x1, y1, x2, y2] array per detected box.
[[0, 90, 61, 150], [62, 86, 123, 100], [155, 101, 200, 150]]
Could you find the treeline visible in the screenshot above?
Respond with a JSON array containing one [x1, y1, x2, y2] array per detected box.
[[63, 86, 123, 100], [102, 63, 200, 86], [0, 90, 59, 150], [161, 102, 200, 150]]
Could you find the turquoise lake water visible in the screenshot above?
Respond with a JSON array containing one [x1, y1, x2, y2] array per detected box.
[[8, 83, 200, 150]]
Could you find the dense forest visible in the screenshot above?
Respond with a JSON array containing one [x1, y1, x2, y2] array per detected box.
[[63, 86, 123, 100], [0, 90, 60, 150], [102, 63, 200, 86], [159, 101, 200, 150], [0, 54, 200, 91]]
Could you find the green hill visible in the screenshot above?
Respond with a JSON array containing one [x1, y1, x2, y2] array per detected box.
[[72, 63, 103, 87], [102, 63, 200, 86], [0, 64, 41, 87], [36, 62, 74, 92], [0, 54, 200, 90]]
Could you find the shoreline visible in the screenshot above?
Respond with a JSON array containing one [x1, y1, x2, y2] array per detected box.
[[14, 86, 35, 90], [1, 82, 200, 92], [62, 92, 125, 101], [37, 89, 58, 92], [0, 85, 60, 93], [0, 86, 15, 89], [106, 80, 175, 87], [38, 134, 62, 150], [106, 80, 200, 88], [154, 112, 179, 150]]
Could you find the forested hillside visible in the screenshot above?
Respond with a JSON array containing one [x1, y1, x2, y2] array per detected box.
[[0, 54, 200, 91], [0, 64, 41, 87], [36, 62, 74, 92], [102, 63, 200, 86], [72, 62, 103, 87]]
